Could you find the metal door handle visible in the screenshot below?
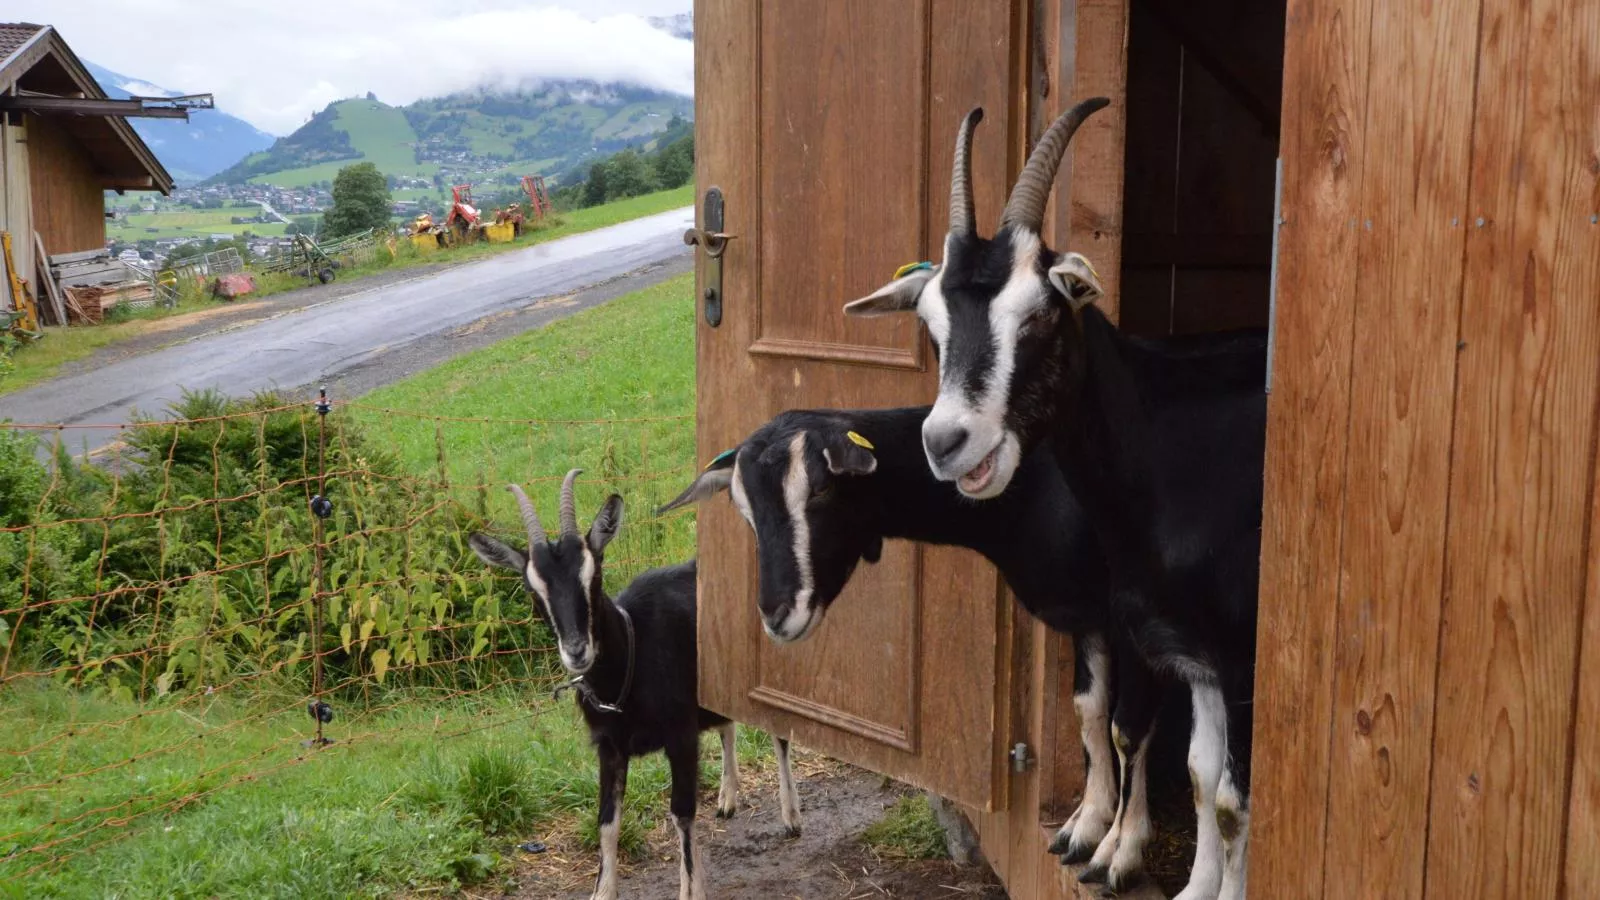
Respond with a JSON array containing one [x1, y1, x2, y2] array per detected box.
[[686, 187, 730, 326]]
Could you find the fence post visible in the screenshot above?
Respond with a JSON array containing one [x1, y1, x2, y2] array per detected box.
[[306, 386, 335, 747]]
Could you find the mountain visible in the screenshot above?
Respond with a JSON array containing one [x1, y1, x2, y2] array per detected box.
[[646, 12, 694, 40], [203, 82, 693, 190], [84, 62, 275, 185]]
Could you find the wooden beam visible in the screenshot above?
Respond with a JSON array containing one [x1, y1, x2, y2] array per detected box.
[[0, 95, 190, 119]]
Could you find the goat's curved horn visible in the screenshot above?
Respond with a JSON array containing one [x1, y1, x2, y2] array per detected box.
[[999, 97, 1110, 234], [558, 468, 583, 537], [506, 483, 547, 546], [948, 107, 984, 237]]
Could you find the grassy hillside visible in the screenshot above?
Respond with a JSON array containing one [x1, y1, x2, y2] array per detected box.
[[209, 83, 692, 191]]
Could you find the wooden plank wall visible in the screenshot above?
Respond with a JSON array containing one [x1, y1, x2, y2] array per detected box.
[[27, 113, 106, 257], [1252, 0, 1600, 897]]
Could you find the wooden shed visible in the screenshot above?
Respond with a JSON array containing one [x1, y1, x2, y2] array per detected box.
[[687, 0, 1597, 897], [0, 23, 173, 295]]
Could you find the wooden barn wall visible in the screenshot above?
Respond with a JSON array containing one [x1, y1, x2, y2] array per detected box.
[[1252, 0, 1600, 897], [1, 111, 34, 292], [26, 113, 106, 257]]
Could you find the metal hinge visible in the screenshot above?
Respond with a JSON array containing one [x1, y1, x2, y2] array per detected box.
[[1265, 157, 1284, 395]]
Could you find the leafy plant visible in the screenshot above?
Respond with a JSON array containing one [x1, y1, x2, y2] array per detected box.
[[862, 794, 950, 861]]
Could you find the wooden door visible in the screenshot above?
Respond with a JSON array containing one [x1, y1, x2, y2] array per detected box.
[[691, 0, 1026, 810]]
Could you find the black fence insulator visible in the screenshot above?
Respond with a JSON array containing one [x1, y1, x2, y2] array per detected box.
[[307, 700, 334, 724], [309, 495, 333, 519]]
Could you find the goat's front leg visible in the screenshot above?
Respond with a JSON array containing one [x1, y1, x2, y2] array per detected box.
[[591, 743, 630, 900], [667, 735, 706, 900], [1049, 631, 1116, 863], [1078, 649, 1158, 892], [1217, 744, 1250, 900], [716, 722, 739, 818], [1173, 680, 1230, 900], [773, 734, 801, 836]]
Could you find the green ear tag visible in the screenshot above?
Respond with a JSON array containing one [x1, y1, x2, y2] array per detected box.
[[893, 261, 933, 280], [705, 448, 736, 470], [845, 431, 875, 450]]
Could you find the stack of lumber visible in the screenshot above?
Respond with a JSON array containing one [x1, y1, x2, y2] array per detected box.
[[61, 281, 156, 325], [46, 249, 158, 325]]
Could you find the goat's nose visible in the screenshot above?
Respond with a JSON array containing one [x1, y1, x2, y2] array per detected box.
[[923, 426, 969, 464]]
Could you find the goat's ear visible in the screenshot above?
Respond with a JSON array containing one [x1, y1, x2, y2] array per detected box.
[[656, 450, 736, 514], [862, 534, 883, 564], [468, 533, 527, 572], [1048, 252, 1105, 311], [588, 494, 624, 555], [822, 430, 877, 476], [842, 266, 935, 317]]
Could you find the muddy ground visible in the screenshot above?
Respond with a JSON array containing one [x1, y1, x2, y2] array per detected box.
[[504, 763, 1007, 900]]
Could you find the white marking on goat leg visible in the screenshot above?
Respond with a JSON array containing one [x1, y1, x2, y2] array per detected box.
[[1173, 681, 1229, 900], [675, 814, 705, 900], [593, 816, 620, 900], [1056, 641, 1115, 859], [775, 735, 801, 836], [716, 723, 739, 818], [1108, 730, 1154, 889], [1217, 768, 1250, 900], [1084, 723, 1131, 876]]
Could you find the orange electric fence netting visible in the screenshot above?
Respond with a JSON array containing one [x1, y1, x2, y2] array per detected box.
[[0, 390, 699, 878]]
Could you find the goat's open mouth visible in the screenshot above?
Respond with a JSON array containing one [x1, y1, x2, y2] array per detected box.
[[957, 446, 1000, 494]]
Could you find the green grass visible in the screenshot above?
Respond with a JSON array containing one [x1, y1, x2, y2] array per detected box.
[[350, 270, 699, 591], [861, 794, 950, 861], [0, 680, 776, 899], [107, 205, 290, 241]]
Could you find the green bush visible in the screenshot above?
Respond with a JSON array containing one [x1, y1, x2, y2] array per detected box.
[[1, 389, 545, 701]]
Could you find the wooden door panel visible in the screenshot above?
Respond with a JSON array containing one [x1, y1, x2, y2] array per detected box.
[[752, 1, 928, 368], [694, 0, 1023, 811]]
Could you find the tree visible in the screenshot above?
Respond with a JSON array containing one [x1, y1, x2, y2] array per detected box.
[[604, 149, 657, 201], [582, 160, 609, 207], [321, 162, 392, 238], [653, 134, 694, 189]]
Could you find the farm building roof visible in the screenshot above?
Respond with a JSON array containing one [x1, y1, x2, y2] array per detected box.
[[0, 22, 173, 193]]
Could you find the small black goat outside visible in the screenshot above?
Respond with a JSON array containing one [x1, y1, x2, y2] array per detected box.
[[469, 469, 801, 900]]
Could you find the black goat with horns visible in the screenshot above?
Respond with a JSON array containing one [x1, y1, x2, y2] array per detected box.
[[469, 469, 801, 900]]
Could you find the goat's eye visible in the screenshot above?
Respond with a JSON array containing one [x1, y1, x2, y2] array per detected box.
[[810, 481, 833, 501]]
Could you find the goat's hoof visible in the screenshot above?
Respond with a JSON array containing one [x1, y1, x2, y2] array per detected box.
[[715, 805, 736, 819], [1077, 863, 1110, 885], [1059, 839, 1097, 866], [1047, 829, 1072, 855], [783, 824, 802, 838], [1106, 867, 1148, 894]]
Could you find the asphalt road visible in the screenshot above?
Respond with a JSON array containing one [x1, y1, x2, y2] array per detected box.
[[0, 206, 695, 455]]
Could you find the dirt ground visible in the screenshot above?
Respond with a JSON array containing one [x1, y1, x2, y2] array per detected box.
[[504, 763, 1008, 900]]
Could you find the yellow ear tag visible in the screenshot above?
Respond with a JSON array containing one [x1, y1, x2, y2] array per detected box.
[[845, 431, 875, 450]]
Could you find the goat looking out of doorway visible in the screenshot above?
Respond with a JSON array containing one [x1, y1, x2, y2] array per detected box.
[[841, 100, 1268, 900]]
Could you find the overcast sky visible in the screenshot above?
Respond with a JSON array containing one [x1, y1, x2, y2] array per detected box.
[[14, 1, 693, 135]]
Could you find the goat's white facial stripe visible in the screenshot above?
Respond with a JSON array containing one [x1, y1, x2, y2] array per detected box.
[[580, 545, 597, 658], [782, 433, 815, 622], [526, 560, 553, 623], [729, 459, 755, 532]]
